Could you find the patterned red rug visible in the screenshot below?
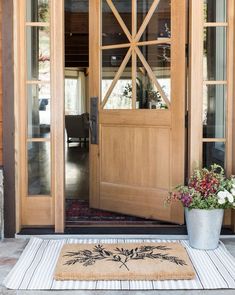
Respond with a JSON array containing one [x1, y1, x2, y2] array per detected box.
[[66, 199, 163, 225]]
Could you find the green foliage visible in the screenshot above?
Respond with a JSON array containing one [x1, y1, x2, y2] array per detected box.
[[122, 78, 167, 109]]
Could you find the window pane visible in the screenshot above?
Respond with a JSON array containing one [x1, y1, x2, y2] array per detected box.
[[204, 0, 227, 23], [27, 26, 50, 81], [28, 142, 51, 195], [137, 0, 171, 42], [203, 142, 225, 169], [137, 44, 171, 109], [102, 0, 130, 46], [28, 84, 50, 138], [102, 48, 132, 109], [203, 85, 226, 138], [26, 0, 50, 22], [203, 27, 227, 81]]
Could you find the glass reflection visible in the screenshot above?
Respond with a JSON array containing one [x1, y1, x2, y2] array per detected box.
[[26, 0, 50, 22], [204, 0, 227, 23], [137, 0, 171, 42], [28, 142, 51, 195], [203, 142, 225, 169], [102, 48, 132, 109], [137, 44, 170, 109], [203, 27, 227, 81], [203, 85, 226, 138], [28, 84, 50, 138], [102, 0, 130, 46], [27, 26, 50, 81]]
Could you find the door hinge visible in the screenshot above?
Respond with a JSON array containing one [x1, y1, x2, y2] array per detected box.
[[185, 44, 189, 66], [185, 111, 189, 129]]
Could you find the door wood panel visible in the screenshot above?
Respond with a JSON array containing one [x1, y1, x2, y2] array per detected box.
[[100, 183, 171, 221], [101, 125, 170, 189]]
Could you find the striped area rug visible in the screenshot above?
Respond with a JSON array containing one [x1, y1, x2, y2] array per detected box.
[[3, 237, 235, 290]]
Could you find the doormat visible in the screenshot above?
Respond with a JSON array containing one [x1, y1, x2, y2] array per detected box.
[[3, 237, 235, 290], [66, 199, 165, 225], [54, 242, 195, 281]]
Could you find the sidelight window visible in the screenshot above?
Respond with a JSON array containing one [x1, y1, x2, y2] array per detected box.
[[202, 0, 229, 169]]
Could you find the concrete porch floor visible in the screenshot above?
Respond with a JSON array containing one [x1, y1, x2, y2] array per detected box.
[[0, 237, 235, 295]]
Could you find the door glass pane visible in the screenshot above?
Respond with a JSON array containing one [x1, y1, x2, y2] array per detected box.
[[137, 0, 171, 42], [102, 0, 130, 45], [204, 0, 227, 23], [26, 0, 50, 22], [102, 48, 132, 109], [137, 44, 171, 109], [203, 27, 227, 81], [203, 142, 225, 169], [112, 0, 132, 32], [27, 26, 50, 81], [28, 142, 51, 195], [28, 84, 50, 138], [203, 85, 226, 138]]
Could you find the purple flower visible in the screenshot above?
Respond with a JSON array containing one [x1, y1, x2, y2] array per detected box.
[[180, 193, 192, 207]]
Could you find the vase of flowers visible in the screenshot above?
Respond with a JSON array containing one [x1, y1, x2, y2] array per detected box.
[[167, 164, 235, 250]]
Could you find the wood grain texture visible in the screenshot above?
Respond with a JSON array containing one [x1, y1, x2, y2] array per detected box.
[[99, 109, 171, 126], [51, 0, 65, 232], [89, 0, 101, 209], [188, 0, 203, 173], [101, 125, 171, 190], [22, 197, 54, 226]]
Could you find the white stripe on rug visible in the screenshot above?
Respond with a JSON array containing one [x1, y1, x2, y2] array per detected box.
[[3, 237, 235, 290]]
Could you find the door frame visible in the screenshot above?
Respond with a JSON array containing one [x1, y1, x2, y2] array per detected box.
[[2, 0, 234, 236]]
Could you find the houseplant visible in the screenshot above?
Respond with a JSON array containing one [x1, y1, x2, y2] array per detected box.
[[167, 164, 235, 250]]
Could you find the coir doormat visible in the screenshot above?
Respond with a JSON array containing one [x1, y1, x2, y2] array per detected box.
[[54, 242, 195, 281], [3, 237, 235, 290]]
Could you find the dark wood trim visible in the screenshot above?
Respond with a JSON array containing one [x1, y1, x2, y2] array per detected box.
[[2, 0, 15, 238], [18, 226, 234, 236]]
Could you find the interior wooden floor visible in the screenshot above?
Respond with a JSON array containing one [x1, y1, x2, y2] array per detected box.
[[65, 142, 89, 200]]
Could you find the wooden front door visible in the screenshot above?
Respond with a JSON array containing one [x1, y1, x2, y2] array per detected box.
[[89, 0, 186, 224]]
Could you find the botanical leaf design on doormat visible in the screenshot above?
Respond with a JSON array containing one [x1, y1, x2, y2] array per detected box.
[[63, 245, 188, 271]]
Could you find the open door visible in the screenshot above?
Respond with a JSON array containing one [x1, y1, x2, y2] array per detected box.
[[89, 0, 186, 224]]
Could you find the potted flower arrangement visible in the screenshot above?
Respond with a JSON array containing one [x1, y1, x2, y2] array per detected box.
[[167, 164, 235, 250]]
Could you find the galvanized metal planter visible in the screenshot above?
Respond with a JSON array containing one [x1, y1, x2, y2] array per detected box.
[[185, 208, 224, 250]]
